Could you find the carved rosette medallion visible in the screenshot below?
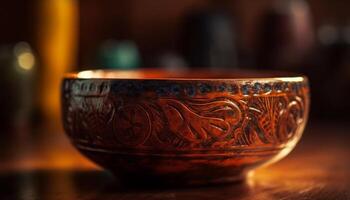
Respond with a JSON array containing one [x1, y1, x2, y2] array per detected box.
[[113, 104, 151, 146]]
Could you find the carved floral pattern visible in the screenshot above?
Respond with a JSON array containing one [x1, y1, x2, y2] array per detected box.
[[62, 80, 309, 150]]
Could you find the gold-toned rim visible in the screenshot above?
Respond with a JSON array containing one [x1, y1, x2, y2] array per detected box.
[[64, 69, 307, 82]]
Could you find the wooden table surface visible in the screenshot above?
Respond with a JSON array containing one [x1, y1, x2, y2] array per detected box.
[[0, 121, 349, 200]]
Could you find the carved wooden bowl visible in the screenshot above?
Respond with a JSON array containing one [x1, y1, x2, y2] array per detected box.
[[62, 69, 309, 186]]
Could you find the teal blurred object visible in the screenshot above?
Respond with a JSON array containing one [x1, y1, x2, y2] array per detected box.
[[98, 40, 141, 69]]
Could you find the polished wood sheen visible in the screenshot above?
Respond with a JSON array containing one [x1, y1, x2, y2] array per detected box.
[[61, 70, 309, 185]]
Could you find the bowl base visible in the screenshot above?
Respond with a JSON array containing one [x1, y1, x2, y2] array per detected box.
[[77, 146, 273, 187]]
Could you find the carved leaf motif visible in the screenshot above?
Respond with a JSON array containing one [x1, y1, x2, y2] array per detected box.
[[186, 99, 242, 127], [241, 97, 287, 145], [157, 98, 242, 145], [80, 97, 115, 140], [277, 97, 304, 141], [64, 96, 115, 144], [236, 95, 305, 146], [141, 102, 188, 148]]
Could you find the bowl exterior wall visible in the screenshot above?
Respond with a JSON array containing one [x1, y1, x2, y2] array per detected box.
[[62, 78, 309, 185]]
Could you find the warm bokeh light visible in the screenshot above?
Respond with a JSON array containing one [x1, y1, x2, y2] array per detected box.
[[17, 52, 35, 71], [13, 42, 36, 71]]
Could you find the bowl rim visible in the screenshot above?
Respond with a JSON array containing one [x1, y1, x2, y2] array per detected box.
[[63, 69, 307, 82]]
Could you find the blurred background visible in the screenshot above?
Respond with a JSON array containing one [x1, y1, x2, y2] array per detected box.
[[0, 0, 350, 170]]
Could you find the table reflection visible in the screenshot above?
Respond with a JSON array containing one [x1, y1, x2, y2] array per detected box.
[[0, 123, 349, 200], [1, 163, 348, 200]]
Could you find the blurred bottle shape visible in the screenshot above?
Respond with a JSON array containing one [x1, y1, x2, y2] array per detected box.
[[0, 42, 36, 138], [182, 5, 238, 69], [97, 40, 141, 69], [310, 24, 350, 119], [157, 52, 188, 72], [36, 0, 78, 124], [256, 0, 314, 70]]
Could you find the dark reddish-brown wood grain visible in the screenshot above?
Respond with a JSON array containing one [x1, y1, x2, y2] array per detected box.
[[61, 70, 309, 185]]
